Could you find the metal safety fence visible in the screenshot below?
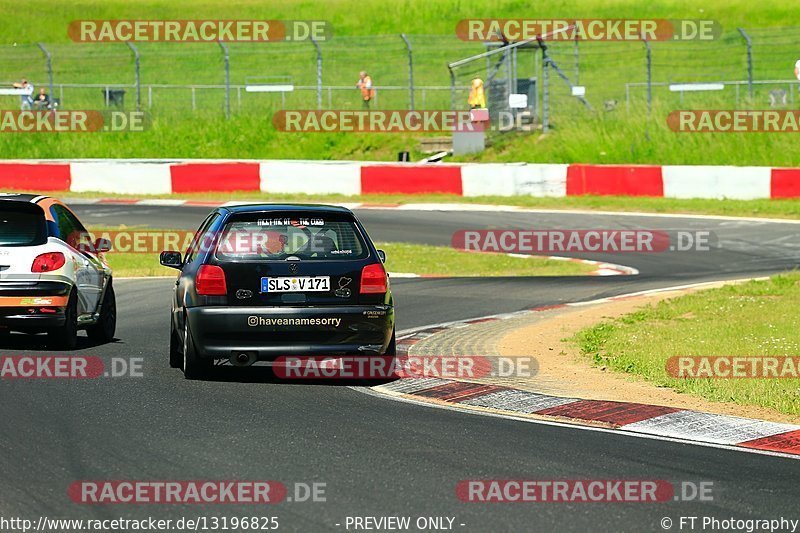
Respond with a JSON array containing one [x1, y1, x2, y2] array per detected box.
[[1, 28, 799, 123]]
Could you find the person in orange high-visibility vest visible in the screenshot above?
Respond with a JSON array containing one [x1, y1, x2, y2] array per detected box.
[[468, 77, 486, 109], [356, 71, 375, 108]]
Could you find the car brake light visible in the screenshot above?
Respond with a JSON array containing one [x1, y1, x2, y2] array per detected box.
[[360, 263, 387, 294], [196, 264, 227, 295], [32, 252, 66, 273]]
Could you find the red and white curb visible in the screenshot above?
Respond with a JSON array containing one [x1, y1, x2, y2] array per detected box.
[[533, 254, 637, 276], [390, 253, 637, 278], [366, 281, 800, 459], [5, 159, 800, 199]]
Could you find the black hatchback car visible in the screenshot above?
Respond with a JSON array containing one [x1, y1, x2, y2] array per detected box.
[[160, 204, 395, 379]]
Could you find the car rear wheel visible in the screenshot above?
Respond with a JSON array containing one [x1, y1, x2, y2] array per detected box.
[[182, 317, 211, 379], [48, 291, 78, 350], [169, 316, 182, 368], [357, 328, 397, 387], [385, 328, 396, 356], [87, 281, 116, 343]]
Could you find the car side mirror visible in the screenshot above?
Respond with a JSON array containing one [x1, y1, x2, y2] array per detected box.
[[160, 250, 183, 269], [377, 249, 386, 263], [94, 238, 112, 253]]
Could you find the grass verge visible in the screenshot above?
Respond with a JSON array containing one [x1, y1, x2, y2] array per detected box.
[[101, 238, 595, 278], [373, 242, 595, 277], [2, 1, 800, 165], [571, 273, 800, 416]]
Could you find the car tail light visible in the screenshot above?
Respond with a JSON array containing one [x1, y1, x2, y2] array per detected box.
[[360, 263, 387, 294], [32, 252, 66, 273], [196, 264, 227, 295]]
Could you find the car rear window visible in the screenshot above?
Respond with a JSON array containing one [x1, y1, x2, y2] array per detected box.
[[0, 203, 47, 247], [215, 212, 369, 261]]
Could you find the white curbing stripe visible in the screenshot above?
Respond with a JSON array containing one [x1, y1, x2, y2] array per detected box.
[[259, 161, 361, 195], [70, 162, 172, 195], [379, 377, 452, 394], [461, 163, 568, 197], [461, 390, 580, 413], [136, 199, 194, 206], [622, 411, 800, 445], [663, 165, 772, 200]]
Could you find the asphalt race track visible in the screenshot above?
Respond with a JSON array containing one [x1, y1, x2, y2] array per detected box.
[[2, 203, 800, 532]]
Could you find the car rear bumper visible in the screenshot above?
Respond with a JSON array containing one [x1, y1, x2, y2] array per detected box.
[[186, 304, 394, 360], [0, 280, 71, 330]]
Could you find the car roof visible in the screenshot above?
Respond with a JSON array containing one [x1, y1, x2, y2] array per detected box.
[[0, 193, 47, 203], [0, 194, 69, 222], [221, 203, 354, 215]]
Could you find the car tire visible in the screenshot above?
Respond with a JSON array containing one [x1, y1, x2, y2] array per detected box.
[[169, 316, 182, 368], [87, 281, 116, 343], [357, 328, 397, 387], [182, 316, 211, 380], [385, 328, 396, 356], [48, 290, 78, 350]]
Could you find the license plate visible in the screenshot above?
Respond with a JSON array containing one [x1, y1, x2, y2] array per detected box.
[[261, 276, 330, 293]]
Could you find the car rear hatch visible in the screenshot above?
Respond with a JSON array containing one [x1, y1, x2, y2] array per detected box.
[[0, 201, 49, 277], [210, 210, 386, 307]]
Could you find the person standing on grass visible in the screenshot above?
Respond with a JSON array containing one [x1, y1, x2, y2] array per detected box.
[[795, 59, 800, 91], [356, 71, 375, 109], [12, 78, 33, 110], [468, 77, 486, 109]]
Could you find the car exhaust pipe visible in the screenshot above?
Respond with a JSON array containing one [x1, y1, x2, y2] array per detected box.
[[230, 352, 257, 367]]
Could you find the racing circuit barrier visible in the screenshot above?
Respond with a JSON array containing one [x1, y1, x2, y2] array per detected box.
[[1, 159, 800, 199]]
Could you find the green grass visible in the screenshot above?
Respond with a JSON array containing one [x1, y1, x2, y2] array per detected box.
[[455, 101, 800, 167], [0, 112, 430, 161], [376, 242, 594, 276], [1, 0, 794, 42], [571, 273, 800, 415], [105, 245, 594, 277], [8, 102, 800, 166], [106, 252, 178, 277], [1, 0, 799, 165], [52, 190, 800, 220]]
